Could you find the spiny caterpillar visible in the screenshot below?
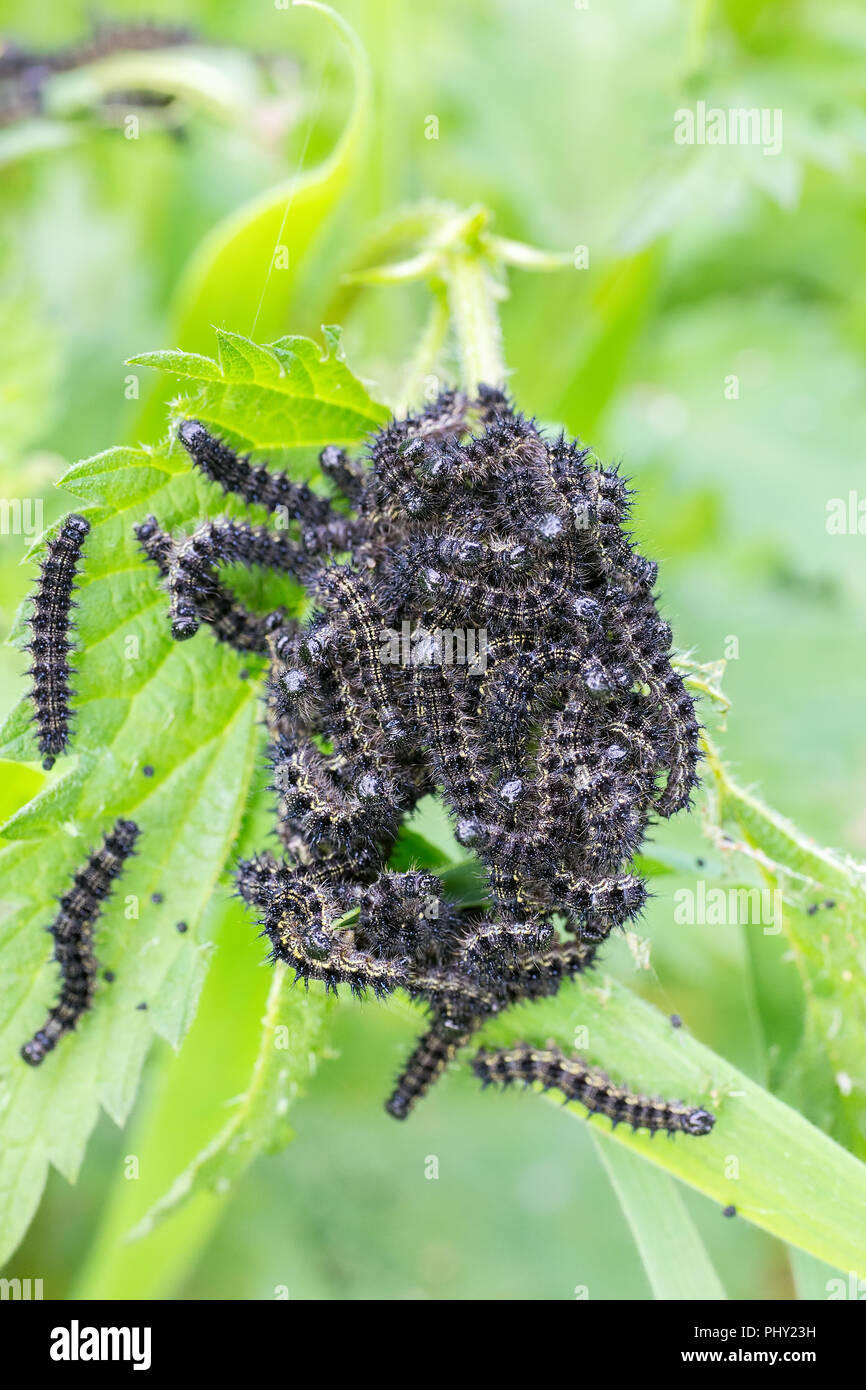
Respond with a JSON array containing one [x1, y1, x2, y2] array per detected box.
[[25, 513, 90, 770], [472, 1044, 715, 1135], [20, 819, 139, 1065], [127, 387, 712, 1135]]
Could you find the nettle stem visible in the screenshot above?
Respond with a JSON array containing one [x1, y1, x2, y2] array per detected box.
[[396, 280, 451, 415], [347, 201, 570, 406], [444, 249, 507, 395]]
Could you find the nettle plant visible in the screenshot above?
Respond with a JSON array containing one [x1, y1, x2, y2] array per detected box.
[[1, 10, 865, 1288], [25, 375, 714, 1137]]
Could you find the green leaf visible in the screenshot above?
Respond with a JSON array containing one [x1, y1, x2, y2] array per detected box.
[[704, 738, 866, 1155], [555, 248, 660, 441], [0, 328, 384, 1266], [166, 333, 389, 461], [126, 351, 225, 382], [127, 969, 332, 1241], [72, 766, 295, 1299], [388, 827, 453, 873], [0, 119, 77, 170], [634, 844, 724, 878], [72, 891, 270, 1300], [171, 3, 370, 355], [592, 1137, 727, 1300], [478, 978, 866, 1275]]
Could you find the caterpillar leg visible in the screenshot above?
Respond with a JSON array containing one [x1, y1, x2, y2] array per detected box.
[[384, 935, 593, 1122], [471, 1044, 715, 1136]]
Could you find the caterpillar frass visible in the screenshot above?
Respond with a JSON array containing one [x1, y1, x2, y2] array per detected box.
[[20, 819, 140, 1065], [471, 1044, 715, 1136], [25, 513, 90, 770]]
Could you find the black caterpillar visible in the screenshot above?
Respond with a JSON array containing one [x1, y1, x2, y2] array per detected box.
[[126, 388, 712, 1135], [20, 819, 139, 1065], [472, 1044, 715, 1135], [25, 513, 90, 770]]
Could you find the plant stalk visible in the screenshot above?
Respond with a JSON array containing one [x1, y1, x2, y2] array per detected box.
[[396, 279, 451, 414], [443, 250, 506, 395]]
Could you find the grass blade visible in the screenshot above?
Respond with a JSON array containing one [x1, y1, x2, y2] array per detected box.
[[593, 1135, 727, 1300]]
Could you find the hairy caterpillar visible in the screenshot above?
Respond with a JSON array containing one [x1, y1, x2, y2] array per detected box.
[[20, 819, 140, 1065], [25, 513, 90, 769], [472, 1044, 715, 1136]]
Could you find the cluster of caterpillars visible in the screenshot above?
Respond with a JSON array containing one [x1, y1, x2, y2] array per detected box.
[[127, 387, 712, 1134], [18, 387, 712, 1136]]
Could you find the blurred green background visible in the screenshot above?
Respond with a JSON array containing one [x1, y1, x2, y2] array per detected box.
[[1, 0, 864, 1299]]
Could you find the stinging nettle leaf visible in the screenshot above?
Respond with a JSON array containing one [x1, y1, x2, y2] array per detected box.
[[0, 329, 385, 1266]]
